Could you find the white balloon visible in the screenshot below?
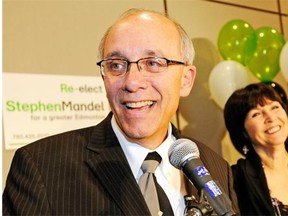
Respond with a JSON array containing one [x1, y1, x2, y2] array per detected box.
[[208, 60, 252, 109], [280, 42, 288, 82]]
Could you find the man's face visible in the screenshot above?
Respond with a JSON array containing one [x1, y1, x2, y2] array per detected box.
[[102, 13, 196, 148]]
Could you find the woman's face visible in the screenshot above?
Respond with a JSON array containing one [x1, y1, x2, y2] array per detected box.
[[244, 98, 288, 150]]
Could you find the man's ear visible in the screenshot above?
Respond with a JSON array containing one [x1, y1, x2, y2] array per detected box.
[[180, 65, 196, 97]]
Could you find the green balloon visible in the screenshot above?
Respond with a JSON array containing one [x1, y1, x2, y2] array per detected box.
[[246, 27, 286, 82], [218, 19, 256, 65]]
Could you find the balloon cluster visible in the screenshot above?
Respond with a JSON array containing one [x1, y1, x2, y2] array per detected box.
[[209, 19, 287, 109]]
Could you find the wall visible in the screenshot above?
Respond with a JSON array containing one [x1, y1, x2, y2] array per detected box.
[[3, 0, 288, 189]]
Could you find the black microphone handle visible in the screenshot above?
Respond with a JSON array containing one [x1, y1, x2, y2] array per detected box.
[[182, 158, 235, 216]]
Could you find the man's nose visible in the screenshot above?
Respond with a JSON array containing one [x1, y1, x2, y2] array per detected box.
[[122, 63, 148, 92]]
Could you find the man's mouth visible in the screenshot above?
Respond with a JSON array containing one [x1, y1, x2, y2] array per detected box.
[[125, 100, 155, 109]]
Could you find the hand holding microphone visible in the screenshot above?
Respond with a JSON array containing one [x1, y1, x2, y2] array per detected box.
[[168, 139, 236, 216]]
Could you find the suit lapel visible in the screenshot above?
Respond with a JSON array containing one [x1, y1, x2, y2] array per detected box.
[[86, 113, 150, 215], [85, 114, 198, 215]]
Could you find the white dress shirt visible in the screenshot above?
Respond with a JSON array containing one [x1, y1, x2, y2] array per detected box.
[[111, 116, 186, 215]]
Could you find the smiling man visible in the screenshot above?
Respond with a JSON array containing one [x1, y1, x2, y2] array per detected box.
[[97, 9, 195, 149], [3, 8, 239, 216]]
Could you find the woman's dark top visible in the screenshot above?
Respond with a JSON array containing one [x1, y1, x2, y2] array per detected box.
[[232, 149, 288, 216]]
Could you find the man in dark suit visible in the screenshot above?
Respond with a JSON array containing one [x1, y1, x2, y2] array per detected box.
[[3, 8, 239, 215]]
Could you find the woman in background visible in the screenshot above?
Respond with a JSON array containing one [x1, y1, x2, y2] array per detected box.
[[224, 83, 288, 215]]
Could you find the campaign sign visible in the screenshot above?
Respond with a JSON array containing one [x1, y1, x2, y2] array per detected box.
[[3, 73, 110, 150]]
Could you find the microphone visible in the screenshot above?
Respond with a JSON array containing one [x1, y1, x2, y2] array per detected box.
[[168, 138, 235, 216]]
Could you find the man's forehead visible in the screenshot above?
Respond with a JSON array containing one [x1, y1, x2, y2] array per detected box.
[[114, 11, 173, 29]]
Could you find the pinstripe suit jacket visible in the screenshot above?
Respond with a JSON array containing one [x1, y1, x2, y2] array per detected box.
[[3, 112, 239, 215]]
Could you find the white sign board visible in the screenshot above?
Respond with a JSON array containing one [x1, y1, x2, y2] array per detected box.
[[3, 73, 110, 150]]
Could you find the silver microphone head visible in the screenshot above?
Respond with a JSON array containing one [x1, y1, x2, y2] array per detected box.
[[168, 138, 200, 169]]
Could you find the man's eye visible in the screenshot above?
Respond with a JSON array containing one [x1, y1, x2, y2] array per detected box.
[[109, 61, 126, 71], [146, 59, 165, 67], [145, 60, 160, 67]]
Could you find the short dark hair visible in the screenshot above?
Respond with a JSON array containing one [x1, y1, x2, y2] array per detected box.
[[223, 82, 287, 155]]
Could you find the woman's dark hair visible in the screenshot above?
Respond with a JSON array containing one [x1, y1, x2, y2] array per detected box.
[[224, 82, 287, 155]]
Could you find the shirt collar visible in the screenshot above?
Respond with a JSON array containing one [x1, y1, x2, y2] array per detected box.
[[111, 115, 176, 179]]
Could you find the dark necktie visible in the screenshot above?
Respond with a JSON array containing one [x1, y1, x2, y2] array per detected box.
[[138, 152, 174, 216]]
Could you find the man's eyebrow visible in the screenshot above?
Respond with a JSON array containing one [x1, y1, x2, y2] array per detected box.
[[105, 51, 125, 59], [144, 50, 162, 56], [105, 49, 163, 59]]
